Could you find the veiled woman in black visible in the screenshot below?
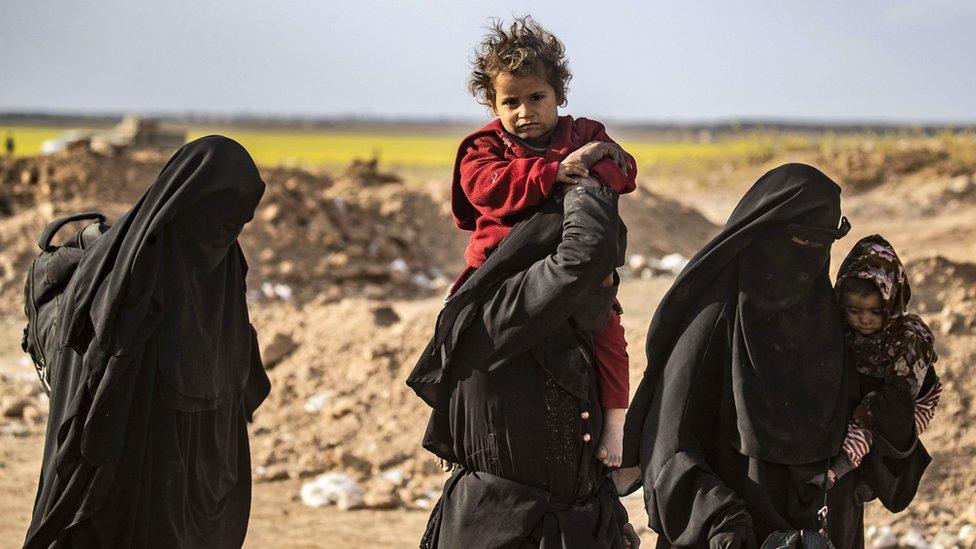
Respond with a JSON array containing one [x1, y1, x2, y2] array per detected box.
[[408, 178, 640, 548], [24, 136, 270, 548], [621, 164, 927, 548]]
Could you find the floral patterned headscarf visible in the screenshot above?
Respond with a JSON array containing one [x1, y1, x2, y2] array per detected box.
[[836, 235, 910, 317], [835, 235, 936, 394]]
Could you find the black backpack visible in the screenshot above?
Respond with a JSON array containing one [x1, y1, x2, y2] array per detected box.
[[22, 212, 110, 395]]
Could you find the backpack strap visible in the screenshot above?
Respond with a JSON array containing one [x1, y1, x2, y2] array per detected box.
[[38, 212, 106, 251]]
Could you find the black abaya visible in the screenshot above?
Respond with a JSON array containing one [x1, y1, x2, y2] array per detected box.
[[25, 136, 270, 548], [408, 186, 631, 548], [621, 164, 868, 548]]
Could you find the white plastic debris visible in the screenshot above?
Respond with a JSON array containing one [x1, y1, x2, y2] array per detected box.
[[898, 528, 930, 549], [303, 393, 332, 413], [959, 524, 975, 544], [389, 258, 409, 273], [273, 284, 293, 300], [259, 282, 292, 300], [627, 254, 648, 272], [868, 525, 898, 548], [300, 473, 363, 511], [410, 272, 434, 290], [654, 253, 690, 275], [380, 468, 405, 484]]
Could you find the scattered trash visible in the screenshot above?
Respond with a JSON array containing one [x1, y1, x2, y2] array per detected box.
[[388, 258, 408, 273], [866, 525, 898, 548], [300, 472, 364, 511], [380, 469, 405, 484], [624, 253, 690, 278], [304, 393, 332, 414], [260, 282, 293, 301]]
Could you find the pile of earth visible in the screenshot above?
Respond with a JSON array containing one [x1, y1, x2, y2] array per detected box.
[[0, 147, 721, 316], [0, 148, 467, 316], [816, 136, 976, 191], [861, 256, 976, 540]]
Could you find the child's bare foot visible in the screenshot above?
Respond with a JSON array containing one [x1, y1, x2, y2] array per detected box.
[[597, 408, 626, 468]]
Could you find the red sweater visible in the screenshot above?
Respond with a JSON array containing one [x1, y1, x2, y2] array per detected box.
[[450, 115, 635, 408], [451, 116, 637, 267]]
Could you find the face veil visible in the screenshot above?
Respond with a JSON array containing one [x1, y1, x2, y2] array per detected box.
[[624, 163, 853, 467]]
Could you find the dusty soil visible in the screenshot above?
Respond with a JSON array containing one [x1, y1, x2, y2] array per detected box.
[[1, 136, 975, 547]]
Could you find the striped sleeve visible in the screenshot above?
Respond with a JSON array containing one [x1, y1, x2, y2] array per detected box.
[[841, 421, 873, 468], [914, 380, 943, 435]]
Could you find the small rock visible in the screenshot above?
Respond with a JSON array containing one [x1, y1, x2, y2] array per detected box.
[[22, 405, 43, 424], [261, 203, 281, 223], [1, 396, 30, 418], [260, 332, 297, 369], [255, 465, 289, 482], [371, 306, 400, 327]]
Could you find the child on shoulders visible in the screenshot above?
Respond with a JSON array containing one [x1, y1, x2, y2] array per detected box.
[[451, 16, 637, 467]]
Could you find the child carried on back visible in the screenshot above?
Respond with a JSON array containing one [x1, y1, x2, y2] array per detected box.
[[827, 235, 943, 485], [450, 16, 637, 467]]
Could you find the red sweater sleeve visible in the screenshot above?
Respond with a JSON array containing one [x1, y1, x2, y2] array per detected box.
[[592, 307, 630, 408], [458, 136, 560, 221], [576, 119, 637, 194]]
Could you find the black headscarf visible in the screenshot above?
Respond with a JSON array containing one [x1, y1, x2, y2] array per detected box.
[[26, 136, 267, 548], [624, 163, 852, 467]]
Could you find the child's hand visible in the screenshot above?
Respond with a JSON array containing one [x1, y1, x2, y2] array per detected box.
[[557, 159, 589, 185], [565, 141, 631, 175]]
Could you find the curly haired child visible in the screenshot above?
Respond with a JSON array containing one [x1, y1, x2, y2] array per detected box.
[[449, 16, 637, 467]]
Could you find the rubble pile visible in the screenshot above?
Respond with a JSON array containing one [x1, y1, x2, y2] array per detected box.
[[817, 137, 975, 190], [0, 148, 468, 315], [907, 256, 976, 335], [247, 298, 446, 511]]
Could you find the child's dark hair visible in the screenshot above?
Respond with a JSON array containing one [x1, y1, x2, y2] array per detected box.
[[468, 16, 572, 109], [839, 276, 880, 297]]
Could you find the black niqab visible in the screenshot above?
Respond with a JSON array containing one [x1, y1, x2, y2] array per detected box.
[[628, 163, 851, 466], [26, 136, 269, 548], [619, 164, 867, 547]]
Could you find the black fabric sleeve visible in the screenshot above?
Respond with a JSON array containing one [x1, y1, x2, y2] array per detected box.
[[480, 186, 620, 360], [638, 298, 755, 548]]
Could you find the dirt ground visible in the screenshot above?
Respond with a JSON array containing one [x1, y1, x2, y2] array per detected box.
[[1, 137, 974, 548]]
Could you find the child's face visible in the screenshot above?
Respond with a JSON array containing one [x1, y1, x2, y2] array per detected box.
[[842, 291, 886, 335], [491, 71, 559, 148]]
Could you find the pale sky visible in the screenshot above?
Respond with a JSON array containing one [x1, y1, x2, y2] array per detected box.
[[2, 0, 974, 123]]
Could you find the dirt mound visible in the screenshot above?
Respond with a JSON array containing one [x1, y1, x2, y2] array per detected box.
[[817, 137, 976, 191], [0, 149, 467, 315], [247, 297, 445, 509], [619, 184, 719, 260], [860, 256, 976, 538], [906, 256, 976, 334]]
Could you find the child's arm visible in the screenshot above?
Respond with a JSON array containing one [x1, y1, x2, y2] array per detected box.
[[568, 120, 638, 194], [459, 136, 582, 221]]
